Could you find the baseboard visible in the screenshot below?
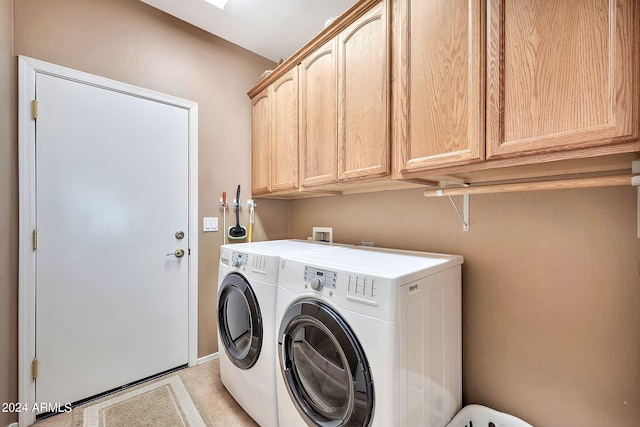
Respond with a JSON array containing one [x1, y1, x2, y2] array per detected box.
[[197, 352, 219, 364]]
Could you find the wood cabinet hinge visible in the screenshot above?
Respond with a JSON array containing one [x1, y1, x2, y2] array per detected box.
[[31, 100, 38, 120], [32, 358, 38, 380]]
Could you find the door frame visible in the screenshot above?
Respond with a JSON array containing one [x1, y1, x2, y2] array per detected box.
[[17, 55, 199, 427]]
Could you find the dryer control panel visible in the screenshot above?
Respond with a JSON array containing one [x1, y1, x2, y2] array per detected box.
[[232, 251, 248, 268], [304, 266, 337, 290]]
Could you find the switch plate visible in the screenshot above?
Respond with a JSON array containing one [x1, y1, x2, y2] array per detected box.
[[203, 217, 218, 232]]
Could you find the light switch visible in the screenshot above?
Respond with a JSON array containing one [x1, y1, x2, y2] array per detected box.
[[203, 217, 218, 232]]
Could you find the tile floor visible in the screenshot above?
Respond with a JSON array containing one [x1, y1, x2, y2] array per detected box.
[[32, 358, 258, 427]]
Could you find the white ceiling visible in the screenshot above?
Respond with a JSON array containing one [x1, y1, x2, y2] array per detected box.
[[139, 0, 357, 63]]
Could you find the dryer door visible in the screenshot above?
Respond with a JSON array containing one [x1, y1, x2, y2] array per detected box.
[[278, 299, 374, 426], [218, 272, 262, 369]]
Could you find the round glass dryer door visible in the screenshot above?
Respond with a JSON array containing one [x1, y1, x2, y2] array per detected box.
[[278, 299, 374, 426], [218, 272, 262, 369]]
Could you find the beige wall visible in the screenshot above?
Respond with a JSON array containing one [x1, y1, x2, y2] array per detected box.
[[6, 0, 288, 396], [289, 186, 640, 426], [0, 0, 17, 425]]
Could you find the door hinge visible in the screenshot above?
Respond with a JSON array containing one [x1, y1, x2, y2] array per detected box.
[[33, 229, 38, 250], [31, 100, 38, 120], [32, 358, 38, 380]]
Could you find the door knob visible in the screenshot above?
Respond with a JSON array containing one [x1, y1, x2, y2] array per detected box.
[[167, 249, 185, 258]]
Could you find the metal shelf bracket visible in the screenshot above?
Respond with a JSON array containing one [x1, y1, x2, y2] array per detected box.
[[423, 162, 640, 236], [436, 180, 470, 232]]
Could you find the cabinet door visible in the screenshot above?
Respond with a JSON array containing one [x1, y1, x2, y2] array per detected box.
[[338, 2, 390, 181], [487, 0, 639, 159], [394, 0, 484, 174], [271, 68, 299, 192], [251, 88, 271, 195], [300, 40, 338, 187]]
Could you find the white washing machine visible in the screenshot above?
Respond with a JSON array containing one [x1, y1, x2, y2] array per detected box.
[[276, 246, 463, 427], [217, 240, 345, 427]]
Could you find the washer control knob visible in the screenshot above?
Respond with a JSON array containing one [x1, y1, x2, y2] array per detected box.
[[309, 277, 323, 291], [232, 259, 242, 268]]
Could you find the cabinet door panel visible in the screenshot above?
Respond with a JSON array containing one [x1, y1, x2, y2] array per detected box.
[[394, 0, 484, 173], [487, 0, 639, 158], [338, 2, 390, 181], [300, 40, 338, 187], [271, 68, 299, 191], [251, 89, 270, 194]]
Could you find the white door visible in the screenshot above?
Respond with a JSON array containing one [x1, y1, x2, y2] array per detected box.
[[35, 72, 190, 405]]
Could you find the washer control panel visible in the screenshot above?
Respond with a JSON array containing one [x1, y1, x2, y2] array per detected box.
[[232, 251, 248, 268], [304, 266, 337, 290]]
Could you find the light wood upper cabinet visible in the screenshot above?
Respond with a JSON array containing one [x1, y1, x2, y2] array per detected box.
[[393, 0, 484, 174], [251, 88, 271, 195], [251, 68, 298, 195], [338, 2, 390, 181], [486, 0, 640, 159], [271, 67, 299, 192], [299, 1, 389, 187], [250, 0, 638, 197], [300, 40, 338, 187]]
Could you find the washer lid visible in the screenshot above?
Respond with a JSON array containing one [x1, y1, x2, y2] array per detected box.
[[281, 246, 463, 285], [220, 240, 348, 284], [221, 239, 345, 256]]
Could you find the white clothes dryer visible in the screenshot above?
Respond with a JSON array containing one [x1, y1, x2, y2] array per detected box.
[[276, 247, 464, 427], [217, 240, 345, 427]]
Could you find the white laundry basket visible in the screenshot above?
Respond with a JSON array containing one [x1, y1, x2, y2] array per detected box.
[[446, 404, 534, 427]]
